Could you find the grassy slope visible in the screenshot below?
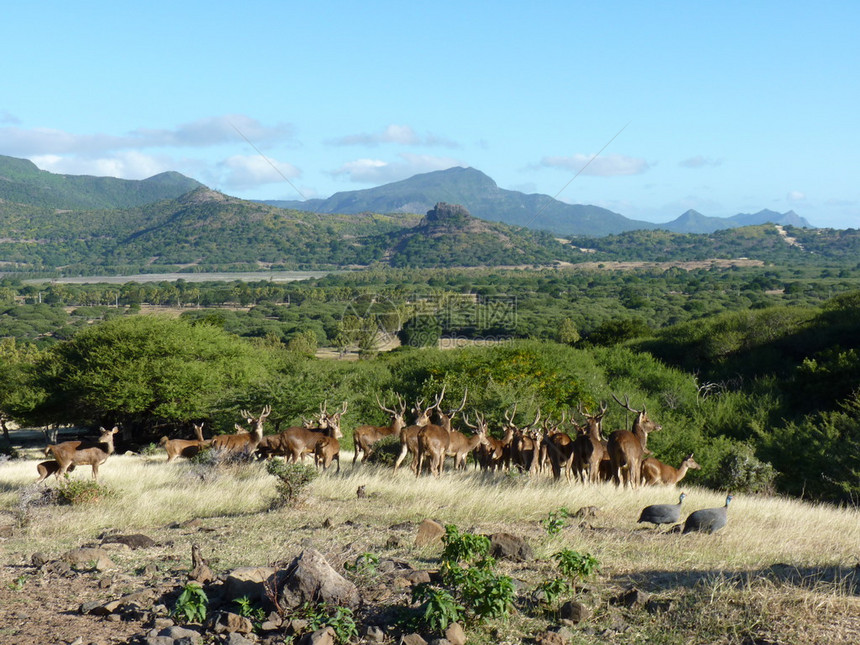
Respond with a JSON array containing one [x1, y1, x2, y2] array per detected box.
[[1, 452, 858, 643]]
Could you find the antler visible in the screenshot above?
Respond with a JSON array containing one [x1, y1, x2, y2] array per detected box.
[[611, 393, 640, 414], [376, 393, 395, 415], [504, 402, 518, 425]]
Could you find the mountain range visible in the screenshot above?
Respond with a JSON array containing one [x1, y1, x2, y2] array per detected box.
[[265, 166, 812, 236]]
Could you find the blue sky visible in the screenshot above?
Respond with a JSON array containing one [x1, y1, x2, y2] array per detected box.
[[2, 1, 858, 229]]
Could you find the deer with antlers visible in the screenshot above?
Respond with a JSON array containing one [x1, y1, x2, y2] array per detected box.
[[393, 393, 442, 474], [641, 453, 700, 486], [606, 394, 662, 488], [45, 426, 119, 481], [571, 402, 608, 483], [415, 389, 468, 477], [352, 394, 407, 464], [541, 411, 579, 481], [159, 423, 209, 463], [475, 405, 517, 471], [268, 401, 348, 464], [211, 406, 271, 455], [510, 409, 543, 474]]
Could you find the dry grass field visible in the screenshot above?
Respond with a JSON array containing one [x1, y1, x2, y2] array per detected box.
[[1, 450, 858, 644]]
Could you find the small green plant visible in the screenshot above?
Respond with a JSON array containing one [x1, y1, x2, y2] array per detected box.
[[412, 584, 465, 632], [542, 507, 570, 535], [441, 524, 490, 564], [55, 479, 114, 505], [140, 442, 160, 457], [173, 582, 208, 623], [536, 577, 572, 608], [266, 459, 318, 507], [299, 602, 358, 643], [234, 595, 266, 622], [410, 524, 515, 631], [343, 552, 379, 582], [7, 574, 28, 591], [553, 549, 600, 580]]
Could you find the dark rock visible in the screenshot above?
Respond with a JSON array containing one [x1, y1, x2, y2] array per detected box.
[[489, 532, 533, 562], [31, 552, 50, 567], [385, 535, 402, 549], [365, 625, 386, 644], [101, 533, 157, 549], [618, 585, 651, 609], [534, 630, 567, 645], [559, 600, 591, 623], [80, 600, 110, 616], [405, 570, 431, 585], [646, 597, 675, 614], [274, 548, 360, 609]]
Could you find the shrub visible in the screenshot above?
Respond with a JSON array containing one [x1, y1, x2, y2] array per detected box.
[[553, 549, 600, 580], [542, 507, 570, 535], [55, 479, 115, 505], [711, 444, 776, 495], [363, 434, 402, 467], [266, 459, 317, 507]]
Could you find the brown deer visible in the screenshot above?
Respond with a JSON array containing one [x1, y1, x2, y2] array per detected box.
[[571, 402, 608, 483], [475, 413, 515, 471], [45, 426, 118, 480], [314, 435, 341, 473], [352, 394, 407, 464], [34, 460, 75, 483], [159, 423, 208, 462], [449, 413, 492, 469], [541, 412, 578, 481], [641, 453, 700, 486], [211, 406, 270, 455], [510, 409, 543, 474], [606, 394, 662, 488], [272, 401, 347, 463], [393, 394, 441, 473], [415, 389, 467, 477]]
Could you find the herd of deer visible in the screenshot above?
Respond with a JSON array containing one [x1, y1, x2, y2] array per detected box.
[[35, 389, 700, 489]]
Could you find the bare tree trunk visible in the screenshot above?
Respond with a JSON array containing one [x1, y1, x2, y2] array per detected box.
[[43, 424, 60, 446]]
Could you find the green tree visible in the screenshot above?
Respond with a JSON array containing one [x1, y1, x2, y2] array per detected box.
[[558, 317, 580, 345], [35, 315, 270, 441]]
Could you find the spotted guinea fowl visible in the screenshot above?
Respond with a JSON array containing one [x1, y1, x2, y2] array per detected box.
[[682, 493, 733, 534], [637, 492, 686, 528]]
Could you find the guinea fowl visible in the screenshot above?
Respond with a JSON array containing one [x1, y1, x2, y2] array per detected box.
[[683, 494, 733, 534], [637, 492, 687, 528]]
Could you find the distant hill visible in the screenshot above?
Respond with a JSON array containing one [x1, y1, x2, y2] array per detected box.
[[267, 166, 812, 236], [267, 166, 657, 236], [365, 201, 583, 268], [0, 154, 203, 210]]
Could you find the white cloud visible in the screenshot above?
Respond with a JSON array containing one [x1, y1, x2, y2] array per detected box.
[[330, 153, 462, 183], [679, 155, 722, 168], [787, 190, 806, 202], [0, 114, 293, 157], [540, 153, 650, 177], [218, 154, 300, 189], [30, 150, 175, 179], [328, 124, 459, 148]]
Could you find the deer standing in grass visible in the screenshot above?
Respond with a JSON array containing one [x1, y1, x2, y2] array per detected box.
[[510, 410, 543, 475], [45, 426, 118, 481], [641, 453, 700, 486], [34, 460, 74, 483], [160, 423, 208, 462], [475, 405, 517, 471], [606, 394, 662, 488], [268, 401, 347, 463], [541, 412, 577, 481], [415, 389, 468, 477], [571, 402, 608, 483], [211, 406, 270, 456], [352, 394, 407, 464], [314, 434, 341, 473], [393, 394, 441, 473]]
